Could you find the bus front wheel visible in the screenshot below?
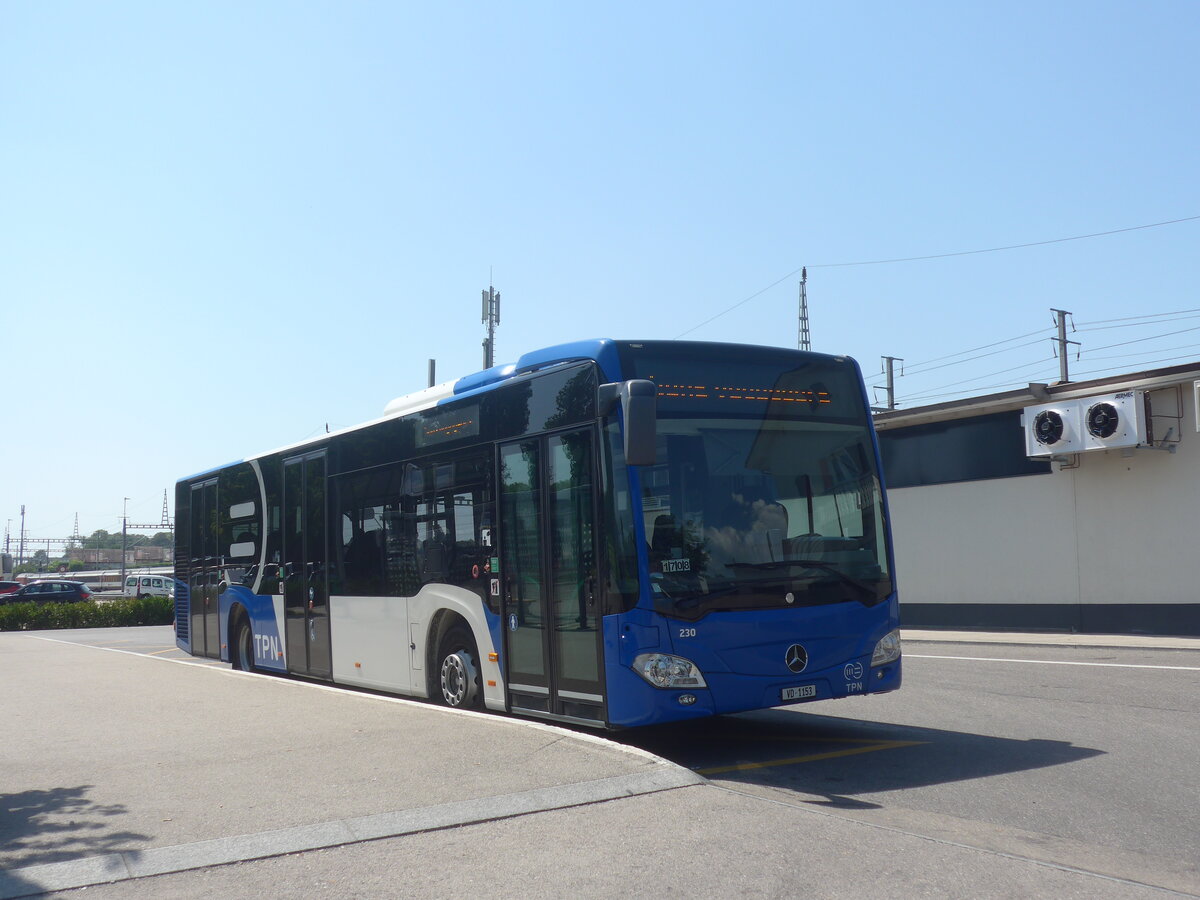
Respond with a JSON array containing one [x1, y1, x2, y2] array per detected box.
[[437, 626, 481, 709]]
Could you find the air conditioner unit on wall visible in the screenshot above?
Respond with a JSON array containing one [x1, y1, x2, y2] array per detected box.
[[1079, 390, 1148, 451], [1022, 400, 1083, 457], [1022, 391, 1151, 458]]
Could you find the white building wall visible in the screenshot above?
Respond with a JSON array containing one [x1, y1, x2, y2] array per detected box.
[[1072, 386, 1196, 607], [886, 384, 1197, 629], [889, 473, 1078, 608]]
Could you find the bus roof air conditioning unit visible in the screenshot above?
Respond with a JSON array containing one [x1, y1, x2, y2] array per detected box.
[[1080, 391, 1147, 451], [1022, 400, 1082, 457]]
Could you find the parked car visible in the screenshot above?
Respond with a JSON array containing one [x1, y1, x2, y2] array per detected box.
[[1, 580, 94, 604], [0, 580, 21, 596]]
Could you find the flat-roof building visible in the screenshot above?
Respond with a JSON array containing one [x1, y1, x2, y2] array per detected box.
[[875, 361, 1200, 636]]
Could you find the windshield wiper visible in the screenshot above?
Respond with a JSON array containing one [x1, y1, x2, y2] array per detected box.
[[725, 559, 882, 605], [650, 573, 739, 604]]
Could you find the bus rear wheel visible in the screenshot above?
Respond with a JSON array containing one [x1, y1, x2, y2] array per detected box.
[[437, 626, 481, 709], [233, 618, 255, 673]]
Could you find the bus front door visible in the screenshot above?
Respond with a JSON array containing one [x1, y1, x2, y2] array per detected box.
[[282, 451, 332, 679], [499, 429, 606, 725]]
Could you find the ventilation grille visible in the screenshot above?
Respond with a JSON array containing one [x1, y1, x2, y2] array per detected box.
[[174, 587, 189, 644]]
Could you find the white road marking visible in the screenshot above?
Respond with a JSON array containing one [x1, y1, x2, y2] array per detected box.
[[907, 653, 1200, 672]]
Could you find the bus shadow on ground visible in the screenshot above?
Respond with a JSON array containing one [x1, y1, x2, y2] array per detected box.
[[619, 710, 1103, 807], [0, 785, 151, 874]]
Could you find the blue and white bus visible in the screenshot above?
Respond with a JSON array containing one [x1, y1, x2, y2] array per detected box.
[[175, 340, 900, 728]]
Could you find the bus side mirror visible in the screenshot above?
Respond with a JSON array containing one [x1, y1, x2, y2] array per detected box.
[[598, 379, 657, 466]]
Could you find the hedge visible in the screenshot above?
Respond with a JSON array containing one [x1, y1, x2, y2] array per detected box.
[[0, 595, 174, 631]]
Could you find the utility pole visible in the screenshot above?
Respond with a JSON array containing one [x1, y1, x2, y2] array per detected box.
[[121, 498, 129, 587], [797, 267, 811, 352], [18, 505, 26, 568], [158, 489, 172, 528], [879, 357, 903, 410], [1051, 308, 1079, 383], [482, 284, 501, 369], [428, 359, 436, 388]]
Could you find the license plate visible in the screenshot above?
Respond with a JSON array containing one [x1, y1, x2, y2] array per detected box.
[[781, 684, 817, 701]]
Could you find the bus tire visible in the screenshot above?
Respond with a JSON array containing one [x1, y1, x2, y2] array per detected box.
[[436, 626, 481, 709], [232, 616, 255, 673]]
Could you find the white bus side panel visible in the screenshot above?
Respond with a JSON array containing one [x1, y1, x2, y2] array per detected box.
[[328, 585, 504, 710], [407, 584, 505, 711], [329, 595, 412, 693]]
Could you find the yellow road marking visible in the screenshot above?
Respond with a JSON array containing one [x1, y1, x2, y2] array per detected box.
[[706, 735, 906, 744], [696, 740, 925, 775], [148, 648, 183, 656]]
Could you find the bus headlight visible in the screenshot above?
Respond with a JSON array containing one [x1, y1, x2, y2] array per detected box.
[[871, 629, 902, 667], [632, 653, 707, 689]]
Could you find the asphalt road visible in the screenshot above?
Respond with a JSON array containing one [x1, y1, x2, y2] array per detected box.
[[1, 627, 1197, 898], [623, 640, 1200, 888]]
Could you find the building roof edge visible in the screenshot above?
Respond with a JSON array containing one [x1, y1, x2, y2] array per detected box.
[[874, 360, 1200, 429]]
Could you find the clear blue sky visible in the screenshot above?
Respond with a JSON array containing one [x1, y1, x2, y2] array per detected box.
[[2, 1, 1197, 544]]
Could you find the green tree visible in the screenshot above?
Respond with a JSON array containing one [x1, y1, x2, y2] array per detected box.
[[85, 529, 117, 550]]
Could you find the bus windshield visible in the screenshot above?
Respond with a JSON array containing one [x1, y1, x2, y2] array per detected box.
[[620, 344, 892, 620]]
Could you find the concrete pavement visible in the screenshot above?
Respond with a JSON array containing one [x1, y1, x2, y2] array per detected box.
[[0, 630, 699, 898], [2, 625, 1194, 898]]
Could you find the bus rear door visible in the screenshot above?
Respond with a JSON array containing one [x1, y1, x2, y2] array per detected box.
[[282, 451, 332, 679], [189, 479, 221, 659]]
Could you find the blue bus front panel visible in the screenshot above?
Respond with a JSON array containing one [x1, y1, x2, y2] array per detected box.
[[605, 598, 901, 728]]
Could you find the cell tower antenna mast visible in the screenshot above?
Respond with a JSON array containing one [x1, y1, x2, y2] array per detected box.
[[797, 267, 811, 352], [482, 282, 501, 369]]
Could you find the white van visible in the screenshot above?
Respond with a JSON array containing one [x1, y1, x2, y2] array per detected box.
[[124, 574, 174, 598]]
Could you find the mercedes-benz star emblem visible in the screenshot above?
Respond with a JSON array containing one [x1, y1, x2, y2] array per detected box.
[[785, 643, 808, 674]]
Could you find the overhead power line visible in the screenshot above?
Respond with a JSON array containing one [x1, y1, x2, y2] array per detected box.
[[914, 346, 1200, 403], [1079, 341, 1200, 364], [901, 327, 1051, 371], [675, 214, 1200, 340], [899, 338, 1200, 408], [1082, 324, 1200, 355], [675, 269, 802, 338], [901, 334, 1051, 378], [900, 356, 1058, 402], [1073, 306, 1200, 327], [1073, 310, 1200, 334], [807, 215, 1200, 269], [1070, 351, 1200, 380]]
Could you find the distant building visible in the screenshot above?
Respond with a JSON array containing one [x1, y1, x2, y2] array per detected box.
[[69, 547, 173, 565], [875, 361, 1200, 636], [133, 546, 173, 563], [71, 549, 127, 565]]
